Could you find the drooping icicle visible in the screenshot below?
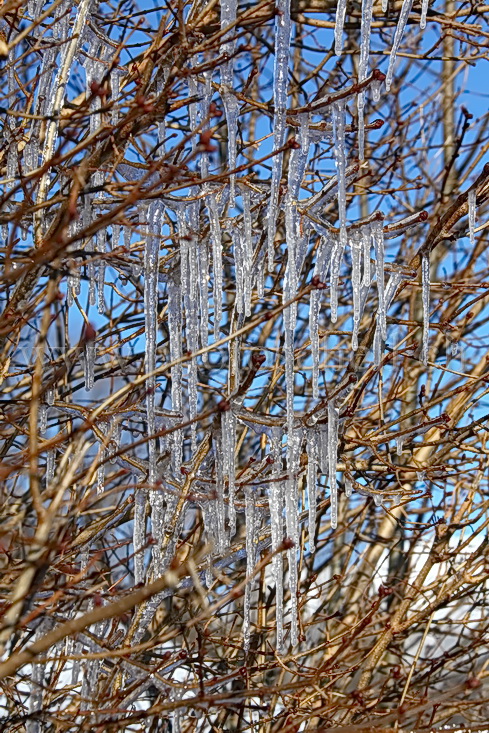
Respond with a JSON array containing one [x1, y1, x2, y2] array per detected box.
[[345, 476, 353, 498], [306, 429, 318, 552], [385, 0, 415, 92], [421, 250, 430, 366], [84, 340, 96, 391], [242, 187, 254, 317], [328, 401, 339, 529], [97, 228, 106, 314], [357, 0, 374, 160], [133, 487, 147, 584], [267, 0, 291, 270], [97, 455, 105, 493], [331, 101, 348, 323], [396, 436, 404, 456], [371, 77, 382, 103], [168, 272, 183, 475], [420, 0, 429, 28], [223, 405, 237, 539], [243, 486, 257, 651], [351, 231, 362, 351], [310, 234, 335, 399], [285, 425, 301, 646], [361, 225, 371, 288], [143, 203, 161, 485], [468, 188, 476, 246], [334, 0, 348, 56], [220, 0, 239, 204], [215, 426, 227, 554], [372, 216, 386, 341], [269, 427, 284, 650], [208, 192, 223, 338], [373, 493, 383, 507]]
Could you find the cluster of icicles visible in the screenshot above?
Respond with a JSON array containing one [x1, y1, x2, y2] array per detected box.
[[8, 0, 479, 661]]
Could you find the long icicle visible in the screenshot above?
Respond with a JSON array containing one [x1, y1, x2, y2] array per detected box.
[[357, 0, 374, 160], [385, 0, 415, 92], [421, 250, 430, 366], [267, 0, 291, 270]]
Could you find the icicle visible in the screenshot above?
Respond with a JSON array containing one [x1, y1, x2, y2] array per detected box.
[[208, 192, 223, 338], [84, 340, 95, 391], [267, 0, 291, 270], [373, 493, 383, 506], [345, 477, 353, 498], [328, 401, 339, 529], [269, 427, 284, 650], [310, 285, 322, 400], [421, 250, 430, 366], [198, 233, 210, 350], [133, 487, 146, 584], [396, 436, 404, 456], [357, 0, 374, 160], [241, 187, 254, 318], [417, 470, 426, 485], [215, 426, 228, 554], [97, 228, 106, 314], [143, 204, 160, 485], [285, 425, 300, 646], [168, 272, 183, 474], [46, 450, 55, 485], [385, 0, 415, 92], [420, 0, 429, 28], [382, 0, 388, 10], [468, 189, 476, 246], [351, 231, 362, 351], [361, 225, 371, 288], [331, 101, 348, 323], [334, 0, 348, 56], [371, 77, 382, 103], [223, 406, 237, 539], [306, 429, 318, 552], [372, 217, 386, 341], [220, 0, 238, 204], [243, 486, 257, 651]]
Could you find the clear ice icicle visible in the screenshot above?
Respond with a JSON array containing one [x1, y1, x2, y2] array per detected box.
[[223, 406, 237, 539], [420, 0, 429, 28], [243, 486, 257, 651], [285, 425, 300, 646], [345, 477, 353, 498], [133, 488, 147, 584], [269, 427, 285, 649], [468, 189, 476, 246], [385, 0, 414, 92], [372, 217, 386, 341], [421, 251, 430, 366], [351, 232, 362, 351], [334, 0, 348, 56], [328, 401, 339, 529], [220, 0, 238, 204], [267, 0, 291, 269], [357, 0, 374, 160], [168, 273, 183, 474], [84, 341, 95, 391], [331, 101, 347, 323], [208, 193, 223, 337], [306, 429, 318, 552]]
